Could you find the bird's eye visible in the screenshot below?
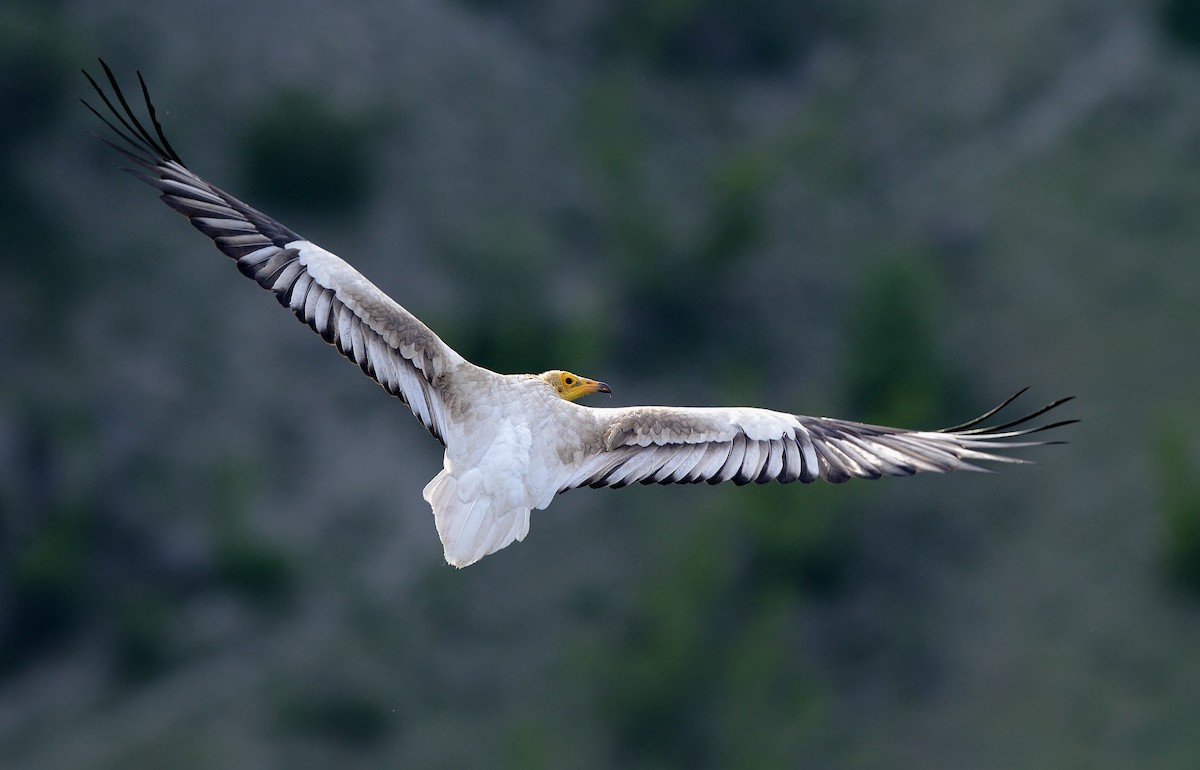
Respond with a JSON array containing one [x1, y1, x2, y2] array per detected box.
[[564, 376, 574, 385]]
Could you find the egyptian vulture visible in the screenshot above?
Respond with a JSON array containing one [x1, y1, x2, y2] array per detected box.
[[84, 62, 1075, 568]]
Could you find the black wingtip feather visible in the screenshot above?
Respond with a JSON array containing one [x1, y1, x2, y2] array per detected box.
[[137, 69, 183, 164], [938, 390, 1078, 438], [940, 387, 1030, 432], [84, 58, 184, 167], [99, 59, 165, 159]]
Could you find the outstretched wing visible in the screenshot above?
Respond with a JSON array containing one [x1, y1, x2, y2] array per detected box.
[[557, 389, 1075, 491], [83, 61, 463, 443]]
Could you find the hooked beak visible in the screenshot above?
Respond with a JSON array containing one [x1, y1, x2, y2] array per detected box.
[[595, 381, 612, 396]]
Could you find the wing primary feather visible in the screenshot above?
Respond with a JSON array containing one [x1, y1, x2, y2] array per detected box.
[[306, 284, 332, 330], [235, 245, 281, 274], [966, 417, 1080, 440], [839, 435, 912, 476], [811, 440, 855, 483], [658, 444, 705, 484], [334, 305, 355, 356], [269, 261, 306, 296], [286, 271, 314, 310], [136, 69, 184, 163], [942, 392, 1076, 435], [884, 434, 970, 470], [252, 251, 299, 289], [160, 194, 236, 219], [158, 177, 225, 205], [755, 439, 785, 483], [689, 442, 733, 483], [779, 438, 803, 483], [98, 60, 172, 159], [794, 428, 820, 482], [710, 433, 748, 485], [81, 99, 145, 159], [82, 73, 160, 161], [732, 438, 765, 485], [608, 450, 661, 488], [98, 62, 158, 154], [938, 387, 1030, 432], [959, 398, 1076, 435], [674, 443, 717, 483], [585, 453, 628, 489], [826, 436, 883, 479], [193, 216, 257, 233]]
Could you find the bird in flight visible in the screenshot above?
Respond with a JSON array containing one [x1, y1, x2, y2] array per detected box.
[[83, 61, 1075, 568]]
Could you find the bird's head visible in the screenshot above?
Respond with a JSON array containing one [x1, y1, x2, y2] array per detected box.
[[539, 370, 612, 402]]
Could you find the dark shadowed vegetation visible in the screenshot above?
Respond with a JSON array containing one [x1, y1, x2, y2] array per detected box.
[[0, 0, 1194, 768]]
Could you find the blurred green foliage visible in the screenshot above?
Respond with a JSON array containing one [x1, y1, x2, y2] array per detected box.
[[1, 409, 97, 673], [273, 676, 392, 746], [0, 8, 72, 153], [575, 500, 832, 767], [3, 501, 94, 669], [214, 531, 295, 610], [741, 483, 859, 596], [1157, 425, 1200, 593], [575, 74, 780, 374], [460, 0, 833, 74], [0, 0, 1168, 766], [211, 460, 296, 610], [603, 0, 829, 75], [112, 589, 173, 682], [699, 149, 773, 272], [0, 7, 83, 321], [241, 90, 380, 218], [1162, 0, 1200, 52], [438, 215, 567, 374], [0, 435, 296, 680], [563, 241, 974, 763], [843, 252, 968, 427]]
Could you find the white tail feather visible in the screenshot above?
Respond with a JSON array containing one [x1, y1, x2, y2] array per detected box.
[[423, 469, 531, 568]]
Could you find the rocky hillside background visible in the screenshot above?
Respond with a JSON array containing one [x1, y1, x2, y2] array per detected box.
[[2, 0, 1199, 767]]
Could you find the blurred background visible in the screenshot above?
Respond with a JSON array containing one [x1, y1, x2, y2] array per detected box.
[[1, 0, 1197, 767]]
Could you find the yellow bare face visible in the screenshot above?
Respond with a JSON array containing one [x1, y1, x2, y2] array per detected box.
[[539, 370, 612, 401]]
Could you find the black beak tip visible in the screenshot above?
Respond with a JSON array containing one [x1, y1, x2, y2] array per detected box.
[[597, 382, 612, 395]]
